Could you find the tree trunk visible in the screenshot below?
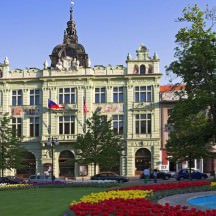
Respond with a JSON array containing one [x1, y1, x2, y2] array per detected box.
[[94, 162, 97, 175], [188, 157, 192, 181]]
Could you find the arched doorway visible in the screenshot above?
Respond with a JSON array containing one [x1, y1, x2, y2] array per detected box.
[[59, 150, 75, 178], [16, 151, 36, 178], [135, 148, 151, 176]]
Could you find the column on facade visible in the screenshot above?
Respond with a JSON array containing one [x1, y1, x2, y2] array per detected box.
[[125, 80, 134, 176]]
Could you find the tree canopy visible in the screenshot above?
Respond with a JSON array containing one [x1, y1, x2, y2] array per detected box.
[[73, 108, 124, 175], [165, 5, 216, 167], [0, 113, 24, 177]]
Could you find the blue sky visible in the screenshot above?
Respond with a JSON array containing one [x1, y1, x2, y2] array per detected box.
[[0, 0, 215, 84]]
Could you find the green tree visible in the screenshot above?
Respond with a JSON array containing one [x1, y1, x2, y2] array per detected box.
[[73, 108, 124, 175], [166, 100, 211, 179], [0, 113, 24, 177], [165, 5, 216, 173]]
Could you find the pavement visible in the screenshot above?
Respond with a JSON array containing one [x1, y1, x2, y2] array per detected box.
[[125, 176, 177, 185], [158, 191, 216, 210]]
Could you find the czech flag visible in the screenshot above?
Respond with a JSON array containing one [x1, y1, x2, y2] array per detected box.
[[48, 99, 60, 109]]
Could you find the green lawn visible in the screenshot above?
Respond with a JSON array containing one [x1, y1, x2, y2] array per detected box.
[[0, 187, 107, 216]]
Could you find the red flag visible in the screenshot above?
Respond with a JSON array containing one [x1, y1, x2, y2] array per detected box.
[[83, 96, 87, 114]]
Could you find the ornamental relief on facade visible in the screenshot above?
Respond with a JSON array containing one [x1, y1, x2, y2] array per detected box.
[[56, 81, 82, 86], [132, 102, 154, 110], [133, 79, 154, 84], [55, 56, 80, 71], [11, 106, 40, 116], [110, 81, 125, 85], [129, 141, 158, 147], [94, 104, 124, 113]]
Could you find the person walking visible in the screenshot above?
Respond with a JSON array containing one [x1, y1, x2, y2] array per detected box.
[[143, 167, 150, 184], [153, 168, 158, 183]]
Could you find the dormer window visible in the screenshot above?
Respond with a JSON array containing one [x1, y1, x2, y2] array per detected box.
[[140, 65, 146, 74]]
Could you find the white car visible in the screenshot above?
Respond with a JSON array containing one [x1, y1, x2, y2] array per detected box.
[[28, 175, 65, 184]]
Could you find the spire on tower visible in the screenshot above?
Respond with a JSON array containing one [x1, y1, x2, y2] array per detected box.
[[70, 1, 74, 21]]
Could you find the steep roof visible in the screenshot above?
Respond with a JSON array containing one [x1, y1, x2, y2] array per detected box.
[[160, 84, 185, 92]]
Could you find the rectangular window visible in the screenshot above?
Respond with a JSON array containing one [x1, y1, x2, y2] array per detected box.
[[95, 88, 106, 103], [135, 86, 152, 102], [12, 90, 23, 106], [59, 88, 76, 104], [59, 116, 75, 134], [30, 117, 39, 137], [12, 118, 22, 137], [113, 87, 123, 103], [30, 89, 40, 105], [135, 114, 151, 134], [113, 115, 124, 135]]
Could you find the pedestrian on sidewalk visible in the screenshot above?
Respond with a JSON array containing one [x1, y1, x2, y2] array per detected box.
[[153, 168, 158, 183], [143, 167, 150, 184]]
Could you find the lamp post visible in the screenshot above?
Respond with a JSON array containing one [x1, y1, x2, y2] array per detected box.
[[47, 137, 59, 182]]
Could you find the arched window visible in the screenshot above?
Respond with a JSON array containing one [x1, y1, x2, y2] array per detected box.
[[59, 150, 75, 177], [140, 65, 146, 74]]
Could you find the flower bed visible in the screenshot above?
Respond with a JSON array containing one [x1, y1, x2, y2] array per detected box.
[[69, 181, 216, 216], [30, 180, 118, 188], [0, 184, 34, 191], [70, 190, 153, 205]]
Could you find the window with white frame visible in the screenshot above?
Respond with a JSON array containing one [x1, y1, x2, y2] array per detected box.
[[59, 88, 76, 104], [95, 88, 106, 103], [30, 117, 39, 137], [113, 115, 124, 135], [12, 90, 23, 106], [30, 89, 40, 105], [12, 117, 22, 137], [135, 86, 152, 102], [113, 87, 123, 103], [135, 114, 151, 134], [59, 116, 75, 134]]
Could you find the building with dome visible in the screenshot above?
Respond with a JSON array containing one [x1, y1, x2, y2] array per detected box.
[[0, 4, 162, 178]]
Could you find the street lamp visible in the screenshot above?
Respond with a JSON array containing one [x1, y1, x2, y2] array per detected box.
[[47, 137, 59, 182]]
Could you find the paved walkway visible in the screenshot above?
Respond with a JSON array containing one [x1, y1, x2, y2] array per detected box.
[[158, 191, 216, 210]]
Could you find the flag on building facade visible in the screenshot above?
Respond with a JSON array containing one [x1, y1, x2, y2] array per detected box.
[[83, 96, 87, 114], [48, 99, 61, 109]]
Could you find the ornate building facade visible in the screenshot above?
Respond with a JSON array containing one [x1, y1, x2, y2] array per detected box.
[[0, 5, 162, 178]]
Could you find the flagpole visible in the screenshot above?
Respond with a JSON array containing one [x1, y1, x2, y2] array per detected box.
[[83, 95, 87, 133]]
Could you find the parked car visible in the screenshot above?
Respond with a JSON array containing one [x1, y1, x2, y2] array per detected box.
[[90, 172, 129, 183], [160, 170, 176, 178], [140, 170, 171, 180], [176, 169, 208, 181], [0, 177, 19, 184], [5, 176, 26, 184], [28, 175, 66, 184]]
